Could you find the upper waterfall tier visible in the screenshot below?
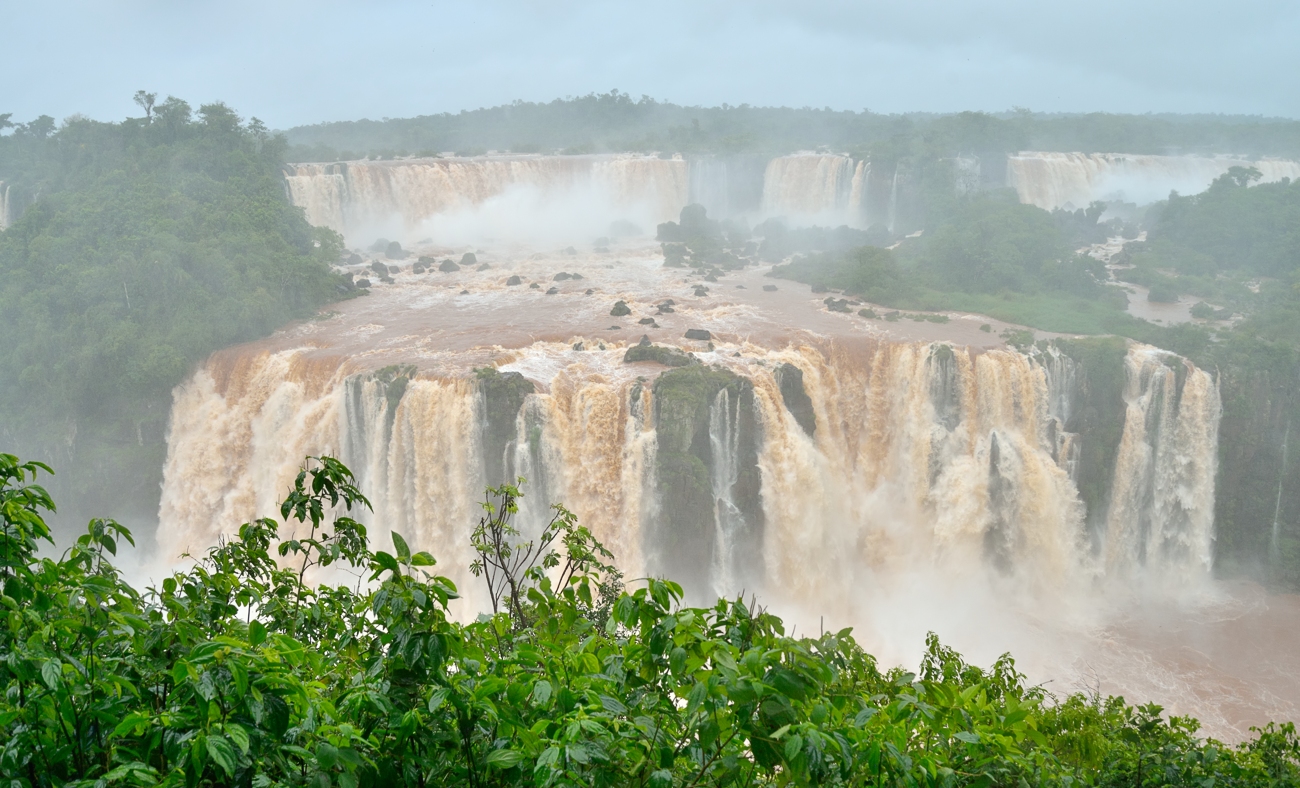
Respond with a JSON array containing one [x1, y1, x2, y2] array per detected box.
[[284, 155, 690, 242], [1007, 152, 1300, 211]]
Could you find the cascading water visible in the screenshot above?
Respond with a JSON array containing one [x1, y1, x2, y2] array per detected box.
[[1006, 152, 1300, 211], [760, 153, 856, 222], [159, 339, 1218, 607], [0, 181, 11, 231], [284, 154, 690, 243], [1103, 347, 1220, 577]]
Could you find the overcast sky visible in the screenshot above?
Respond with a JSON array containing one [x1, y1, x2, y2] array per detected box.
[[5, 0, 1298, 129]]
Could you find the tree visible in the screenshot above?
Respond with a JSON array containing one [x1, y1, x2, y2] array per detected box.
[[132, 90, 157, 121]]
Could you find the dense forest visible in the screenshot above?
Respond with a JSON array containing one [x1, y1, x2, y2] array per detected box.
[[282, 91, 1300, 161], [0, 97, 353, 529], [3, 453, 1298, 787]]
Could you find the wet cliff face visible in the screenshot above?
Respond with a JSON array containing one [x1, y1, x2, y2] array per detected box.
[[1214, 347, 1300, 587]]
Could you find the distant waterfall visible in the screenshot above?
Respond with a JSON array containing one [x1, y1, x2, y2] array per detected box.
[[284, 154, 690, 244], [760, 154, 857, 222], [0, 182, 11, 231], [1007, 152, 1300, 210]]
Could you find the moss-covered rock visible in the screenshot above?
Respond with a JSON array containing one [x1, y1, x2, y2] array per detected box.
[[475, 367, 535, 486], [774, 363, 816, 438], [1053, 337, 1128, 541], [624, 342, 696, 367], [651, 366, 746, 592]]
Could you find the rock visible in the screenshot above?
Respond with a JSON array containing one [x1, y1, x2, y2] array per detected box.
[[380, 276, 395, 284], [554, 272, 573, 281], [735, 284, 746, 289], [684, 328, 712, 341], [460, 289, 469, 294], [477, 262, 491, 271], [573, 341, 585, 351], [704, 274, 718, 282], [412, 264, 426, 274], [657, 304, 675, 314], [506, 275, 522, 286], [608, 325, 621, 330], [585, 288, 595, 295], [529, 283, 541, 289], [460, 252, 478, 266], [356, 278, 371, 288], [811, 284, 829, 293], [439, 259, 461, 273], [638, 317, 658, 326], [858, 308, 878, 318], [571, 273, 584, 280], [418, 255, 436, 266], [386, 241, 406, 259], [610, 300, 632, 317], [763, 284, 778, 292], [546, 287, 559, 294], [824, 297, 851, 313], [563, 246, 577, 255], [388, 265, 401, 274], [346, 252, 363, 265], [476, 369, 535, 485], [624, 341, 696, 367], [659, 299, 676, 306], [775, 363, 816, 437], [693, 285, 709, 297]]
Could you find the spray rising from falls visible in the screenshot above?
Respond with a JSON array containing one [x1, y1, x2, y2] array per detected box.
[[159, 339, 1221, 617], [284, 155, 689, 243]]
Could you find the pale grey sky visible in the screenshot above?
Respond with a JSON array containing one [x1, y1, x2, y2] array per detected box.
[[4, 0, 1297, 128]]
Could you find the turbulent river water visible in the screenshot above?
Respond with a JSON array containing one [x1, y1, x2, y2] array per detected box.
[[153, 222, 1300, 740]]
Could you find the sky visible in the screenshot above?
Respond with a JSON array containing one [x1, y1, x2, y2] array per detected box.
[[4, 0, 1298, 129]]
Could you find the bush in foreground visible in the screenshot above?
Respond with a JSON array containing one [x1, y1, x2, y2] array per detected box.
[[2, 452, 1298, 787]]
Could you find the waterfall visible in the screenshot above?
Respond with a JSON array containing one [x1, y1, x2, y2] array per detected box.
[[284, 154, 689, 243], [0, 182, 11, 231], [886, 168, 899, 233], [1103, 346, 1220, 578], [760, 154, 857, 223], [1272, 420, 1290, 564], [686, 155, 766, 218], [708, 388, 748, 598], [1006, 152, 1300, 211], [158, 337, 1221, 617]]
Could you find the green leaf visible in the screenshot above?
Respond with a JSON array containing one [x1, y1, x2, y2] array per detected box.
[[392, 531, 411, 563], [954, 731, 980, 744], [410, 551, 436, 567], [532, 680, 552, 706], [600, 694, 627, 714], [206, 735, 238, 776], [112, 711, 150, 737], [41, 659, 61, 690], [249, 620, 267, 647], [486, 749, 525, 769], [783, 734, 804, 761], [316, 742, 340, 770], [225, 723, 251, 755]]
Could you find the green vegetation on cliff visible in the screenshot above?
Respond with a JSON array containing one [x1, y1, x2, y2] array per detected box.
[[0, 98, 351, 527], [3, 452, 1299, 787], [281, 92, 1300, 160]]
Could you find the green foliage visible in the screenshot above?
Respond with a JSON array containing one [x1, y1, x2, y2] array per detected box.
[[3, 452, 1298, 786], [0, 98, 351, 524], [281, 95, 1300, 160]]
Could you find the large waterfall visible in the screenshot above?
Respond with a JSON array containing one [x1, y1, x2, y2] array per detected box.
[[1007, 152, 1300, 211], [284, 155, 690, 243], [158, 339, 1220, 615]]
